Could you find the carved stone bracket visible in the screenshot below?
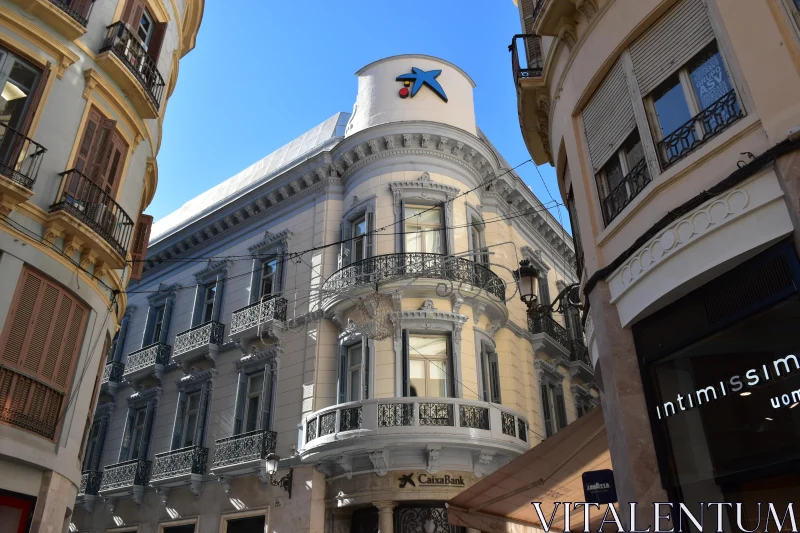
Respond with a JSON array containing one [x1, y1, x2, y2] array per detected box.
[[473, 451, 494, 478], [426, 446, 441, 474], [218, 476, 232, 495], [369, 449, 390, 476], [336, 454, 354, 480]]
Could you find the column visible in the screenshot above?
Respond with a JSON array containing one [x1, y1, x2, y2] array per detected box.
[[588, 281, 668, 530], [331, 509, 353, 533], [373, 501, 394, 533], [29, 471, 74, 533]]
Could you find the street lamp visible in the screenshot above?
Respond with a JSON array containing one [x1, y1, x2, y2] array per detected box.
[[515, 259, 539, 309], [264, 453, 293, 498]]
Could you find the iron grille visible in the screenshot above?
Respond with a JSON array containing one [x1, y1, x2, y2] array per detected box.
[[658, 90, 743, 169], [339, 407, 362, 432], [518, 419, 528, 442], [324, 253, 505, 301], [78, 471, 103, 496], [173, 321, 225, 357], [419, 403, 454, 426], [601, 158, 652, 225], [99, 22, 164, 108], [123, 343, 171, 377], [319, 412, 336, 436], [230, 297, 288, 336], [459, 405, 490, 430], [48, 0, 89, 26], [568, 339, 591, 365], [306, 417, 317, 443], [528, 312, 569, 350], [0, 121, 46, 190], [378, 403, 413, 427], [99, 459, 150, 491], [396, 506, 463, 533], [501, 412, 516, 436], [510, 34, 544, 85], [212, 429, 276, 469], [50, 169, 134, 257], [101, 361, 124, 385], [0, 366, 63, 440], [151, 446, 208, 481]]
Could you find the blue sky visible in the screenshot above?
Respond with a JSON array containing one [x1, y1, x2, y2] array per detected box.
[[153, 0, 570, 232]]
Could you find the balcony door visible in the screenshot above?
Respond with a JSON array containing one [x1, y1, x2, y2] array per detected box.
[[73, 106, 128, 197], [0, 49, 43, 179], [405, 205, 444, 254]]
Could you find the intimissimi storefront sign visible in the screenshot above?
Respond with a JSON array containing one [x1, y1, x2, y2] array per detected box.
[[633, 241, 800, 512]]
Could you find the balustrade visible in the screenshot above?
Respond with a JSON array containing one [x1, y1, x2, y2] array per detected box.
[[150, 446, 208, 482], [100, 22, 164, 108], [122, 343, 170, 378], [229, 297, 288, 337], [98, 459, 150, 492], [173, 321, 224, 358], [211, 429, 276, 470]]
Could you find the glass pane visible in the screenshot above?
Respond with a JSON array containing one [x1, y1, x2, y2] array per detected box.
[[131, 428, 143, 458], [203, 302, 214, 323], [603, 156, 625, 192], [353, 239, 364, 262], [183, 413, 198, 446], [623, 132, 645, 170], [652, 76, 693, 138], [348, 345, 361, 366], [409, 335, 448, 358], [349, 369, 361, 401], [424, 227, 442, 254], [353, 217, 366, 236], [409, 359, 425, 397], [429, 359, 447, 398], [689, 45, 732, 110], [406, 206, 441, 225], [248, 374, 264, 395], [245, 396, 259, 432], [206, 285, 216, 301], [188, 393, 200, 410], [135, 409, 146, 427], [405, 224, 422, 253]]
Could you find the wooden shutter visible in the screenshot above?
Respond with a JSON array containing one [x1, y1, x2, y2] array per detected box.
[[121, 0, 146, 27], [582, 59, 636, 171], [0, 268, 88, 394], [148, 22, 168, 63], [630, 0, 715, 96], [18, 63, 50, 138], [85, 117, 116, 186], [129, 214, 153, 281], [98, 131, 127, 197], [74, 0, 93, 18], [74, 108, 103, 173]]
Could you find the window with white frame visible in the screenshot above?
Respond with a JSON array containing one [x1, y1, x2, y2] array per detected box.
[[150, 305, 165, 344], [469, 217, 489, 266], [338, 340, 368, 403], [480, 344, 501, 404], [201, 285, 216, 323], [243, 373, 265, 433], [180, 392, 201, 447], [405, 205, 444, 254], [539, 373, 568, 438], [595, 131, 649, 225], [348, 344, 362, 402], [407, 333, 450, 398], [352, 216, 367, 263], [137, 8, 155, 47], [645, 42, 741, 169], [259, 258, 279, 299]]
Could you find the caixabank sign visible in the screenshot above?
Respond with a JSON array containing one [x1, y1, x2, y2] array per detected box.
[[397, 472, 466, 488]]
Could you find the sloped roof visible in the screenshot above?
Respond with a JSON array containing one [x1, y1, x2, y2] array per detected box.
[[150, 112, 350, 243]]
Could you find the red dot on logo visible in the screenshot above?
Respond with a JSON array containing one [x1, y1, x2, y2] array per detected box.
[[399, 87, 409, 98]]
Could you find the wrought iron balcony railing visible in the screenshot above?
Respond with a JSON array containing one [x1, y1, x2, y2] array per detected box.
[[510, 34, 544, 85], [531, 0, 546, 24], [229, 297, 288, 337], [173, 321, 224, 358], [100, 22, 165, 109], [658, 89, 743, 169], [122, 343, 170, 378], [98, 459, 150, 492], [50, 169, 134, 257], [212, 429, 277, 470], [528, 312, 569, 351], [600, 158, 651, 225], [49, 0, 89, 26], [324, 253, 506, 302], [0, 366, 63, 440], [150, 445, 208, 482], [569, 339, 591, 366], [78, 471, 102, 496], [0, 121, 46, 190], [101, 361, 124, 385]]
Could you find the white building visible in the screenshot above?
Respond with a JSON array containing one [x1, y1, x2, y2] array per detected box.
[[71, 55, 595, 533]]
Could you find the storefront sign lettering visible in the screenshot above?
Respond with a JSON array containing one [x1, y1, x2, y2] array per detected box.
[[398, 473, 465, 488], [656, 354, 800, 419]]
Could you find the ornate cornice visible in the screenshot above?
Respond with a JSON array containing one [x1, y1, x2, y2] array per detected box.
[[521, 246, 551, 274], [128, 386, 162, 407], [94, 402, 115, 419], [176, 368, 217, 391], [146, 283, 180, 304], [248, 229, 293, 256], [235, 346, 283, 373], [534, 358, 564, 383], [394, 299, 468, 327], [194, 259, 229, 282], [571, 383, 597, 402], [389, 177, 461, 203]]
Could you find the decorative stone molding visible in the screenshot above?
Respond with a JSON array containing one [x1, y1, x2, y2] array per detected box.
[[558, 24, 578, 51], [450, 294, 464, 314], [146, 283, 179, 305], [93, 402, 115, 420], [218, 476, 232, 495], [534, 359, 563, 383], [575, 0, 597, 20], [194, 259, 229, 283], [521, 246, 551, 274], [336, 454, 353, 480], [472, 451, 494, 478], [426, 446, 441, 474], [235, 346, 282, 374], [175, 368, 216, 392], [369, 449, 390, 476], [127, 386, 161, 409], [248, 229, 293, 257], [473, 302, 486, 324]]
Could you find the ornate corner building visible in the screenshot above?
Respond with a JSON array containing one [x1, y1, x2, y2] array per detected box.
[[512, 0, 800, 523], [70, 55, 597, 533], [0, 0, 203, 531]]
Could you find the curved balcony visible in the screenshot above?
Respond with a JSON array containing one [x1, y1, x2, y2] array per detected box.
[[322, 253, 507, 317], [0, 121, 46, 214], [173, 321, 224, 367], [299, 397, 530, 466], [11, 0, 89, 40], [98, 22, 164, 118], [122, 343, 170, 383], [48, 169, 134, 270]]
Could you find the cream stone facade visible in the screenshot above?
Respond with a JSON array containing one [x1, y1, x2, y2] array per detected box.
[[0, 0, 203, 532], [70, 55, 596, 533], [513, 0, 800, 525]]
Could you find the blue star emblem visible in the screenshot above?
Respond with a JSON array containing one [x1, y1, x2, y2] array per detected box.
[[396, 67, 448, 102]]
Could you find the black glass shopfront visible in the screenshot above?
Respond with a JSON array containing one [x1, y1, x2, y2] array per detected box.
[[350, 503, 465, 533], [634, 241, 800, 530]]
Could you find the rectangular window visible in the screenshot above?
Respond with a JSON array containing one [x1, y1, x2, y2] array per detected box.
[[72, 106, 128, 197], [82, 422, 101, 471], [202, 285, 216, 324], [352, 217, 367, 263], [408, 334, 450, 398], [347, 344, 362, 402], [541, 384, 554, 437], [791, 0, 800, 29], [129, 408, 147, 459], [405, 205, 443, 254], [181, 392, 201, 447], [259, 258, 279, 299], [646, 42, 742, 168], [469, 218, 488, 266], [138, 8, 154, 47], [481, 346, 501, 404], [0, 49, 41, 132], [595, 131, 651, 225], [243, 373, 264, 433], [150, 305, 165, 344]]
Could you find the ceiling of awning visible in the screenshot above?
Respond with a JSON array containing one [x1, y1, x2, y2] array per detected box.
[[447, 407, 610, 532]]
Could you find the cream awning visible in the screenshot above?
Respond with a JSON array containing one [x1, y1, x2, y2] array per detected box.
[[447, 407, 611, 532]]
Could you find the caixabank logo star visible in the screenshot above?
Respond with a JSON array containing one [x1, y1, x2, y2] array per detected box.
[[396, 67, 448, 102]]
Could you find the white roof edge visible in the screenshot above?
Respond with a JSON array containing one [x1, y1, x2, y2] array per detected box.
[[356, 54, 477, 88]]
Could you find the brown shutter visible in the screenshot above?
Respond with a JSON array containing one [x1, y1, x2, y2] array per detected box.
[[129, 214, 153, 281], [0, 268, 88, 393], [74, 0, 93, 18], [148, 22, 168, 64], [18, 63, 50, 139], [74, 108, 103, 173], [121, 0, 146, 28], [85, 117, 116, 186]]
